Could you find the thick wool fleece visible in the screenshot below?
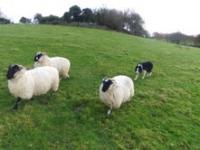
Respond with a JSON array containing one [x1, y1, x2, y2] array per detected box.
[[99, 75, 134, 109], [8, 66, 59, 100], [34, 55, 70, 78]]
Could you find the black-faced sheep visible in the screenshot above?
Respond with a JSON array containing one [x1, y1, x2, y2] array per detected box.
[[99, 75, 134, 115], [7, 64, 59, 109], [34, 52, 70, 78]]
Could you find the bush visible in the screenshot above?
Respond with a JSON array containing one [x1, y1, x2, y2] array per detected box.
[[0, 17, 11, 24], [40, 15, 61, 24]]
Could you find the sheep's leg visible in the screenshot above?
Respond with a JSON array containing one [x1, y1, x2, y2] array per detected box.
[[52, 79, 59, 92], [142, 70, 147, 79], [63, 75, 69, 79], [63, 71, 70, 79], [107, 106, 112, 115], [12, 97, 21, 110], [134, 74, 139, 80], [66, 74, 70, 78], [107, 109, 112, 115]]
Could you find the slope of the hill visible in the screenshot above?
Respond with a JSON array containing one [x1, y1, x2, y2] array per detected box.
[[0, 25, 200, 149]]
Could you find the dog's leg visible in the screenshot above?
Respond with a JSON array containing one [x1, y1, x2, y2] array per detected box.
[[149, 72, 152, 76], [147, 72, 152, 77], [142, 70, 147, 79], [134, 74, 139, 80]]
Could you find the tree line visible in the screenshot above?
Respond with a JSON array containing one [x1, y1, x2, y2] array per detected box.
[[1, 5, 200, 47], [153, 32, 200, 47], [0, 10, 11, 24], [24, 5, 148, 37]]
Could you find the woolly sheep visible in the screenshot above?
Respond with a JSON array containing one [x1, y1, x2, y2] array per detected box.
[[7, 64, 59, 109], [99, 75, 134, 115], [34, 52, 70, 78]]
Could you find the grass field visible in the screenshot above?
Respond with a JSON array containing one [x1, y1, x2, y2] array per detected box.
[[0, 24, 200, 149]]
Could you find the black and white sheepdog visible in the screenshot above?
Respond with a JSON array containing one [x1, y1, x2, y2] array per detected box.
[[134, 61, 153, 80]]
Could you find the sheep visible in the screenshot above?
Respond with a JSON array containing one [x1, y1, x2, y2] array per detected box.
[[99, 75, 134, 115], [34, 52, 70, 78], [7, 64, 59, 109]]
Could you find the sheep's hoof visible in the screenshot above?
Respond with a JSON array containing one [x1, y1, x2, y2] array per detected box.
[[107, 109, 112, 115], [12, 105, 18, 111]]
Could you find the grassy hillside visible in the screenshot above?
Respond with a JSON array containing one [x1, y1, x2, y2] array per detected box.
[[0, 24, 200, 149]]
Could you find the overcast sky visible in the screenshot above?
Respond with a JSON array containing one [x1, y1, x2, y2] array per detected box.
[[0, 0, 200, 35]]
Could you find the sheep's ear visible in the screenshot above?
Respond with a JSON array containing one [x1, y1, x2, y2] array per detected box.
[[43, 52, 47, 55], [8, 64, 14, 68], [8, 64, 23, 71], [102, 76, 107, 82], [111, 79, 116, 85], [36, 51, 44, 57], [17, 65, 24, 70], [36, 51, 41, 55]]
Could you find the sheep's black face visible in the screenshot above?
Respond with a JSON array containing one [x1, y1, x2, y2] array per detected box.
[[102, 79, 113, 92], [34, 53, 43, 62], [135, 64, 143, 74], [7, 65, 21, 80]]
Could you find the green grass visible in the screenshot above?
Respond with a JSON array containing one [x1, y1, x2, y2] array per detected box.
[[0, 24, 200, 149]]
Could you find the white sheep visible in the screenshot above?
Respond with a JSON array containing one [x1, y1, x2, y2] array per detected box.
[[7, 64, 59, 109], [99, 75, 134, 115], [34, 52, 70, 78]]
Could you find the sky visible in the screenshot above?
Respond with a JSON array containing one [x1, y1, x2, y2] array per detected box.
[[0, 0, 200, 35]]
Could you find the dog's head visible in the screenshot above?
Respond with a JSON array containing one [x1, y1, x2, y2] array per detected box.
[[135, 64, 143, 74], [7, 64, 24, 80]]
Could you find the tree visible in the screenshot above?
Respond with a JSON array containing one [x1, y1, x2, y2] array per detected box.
[[153, 32, 194, 45], [40, 15, 61, 24], [123, 10, 147, 36], [19, 17, 31, 24], [69, 5, 81, 22], [153, 32, 166, 40], [0, 9, 11, 24], [194, 34, 200, 47], [80, 8, 94, 22], [95, 8, 124, 31], [95, 8, 147, 37], [166, 32, 183, 44], [34, 13, 42, 23], [0, 17, 11, 24], [62, 12, 71, 22]]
